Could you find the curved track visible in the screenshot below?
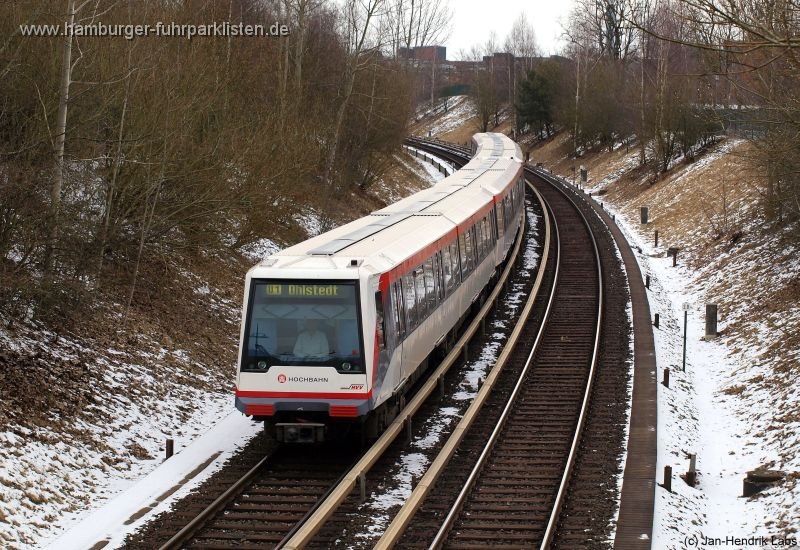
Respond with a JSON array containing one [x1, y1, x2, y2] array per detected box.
[[135, 136, 638, 550], [370, 139, 605, 550], [141, 142, 544, 550]]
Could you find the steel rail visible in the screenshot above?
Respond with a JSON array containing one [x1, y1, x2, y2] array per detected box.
[[377, 139, 604, 550], [279, 149, 532, 550], [159, 141, 541, 550], [527, 165, 604, 550], [157, 452, 272, 550], [372, 180, 555, 550], [423, 187, 559, 550]]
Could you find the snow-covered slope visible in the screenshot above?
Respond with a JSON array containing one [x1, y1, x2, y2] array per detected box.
[[536, 136, 800, 547]]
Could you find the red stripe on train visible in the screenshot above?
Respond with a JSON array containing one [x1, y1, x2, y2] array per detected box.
[[235, 389, 371, 400]]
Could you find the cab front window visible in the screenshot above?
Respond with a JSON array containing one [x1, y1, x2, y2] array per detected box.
[[242, 281, 364, 373]]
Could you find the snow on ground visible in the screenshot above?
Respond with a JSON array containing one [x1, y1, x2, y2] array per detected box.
[[0, 136, 453, 550], [43, 413, 261, 549], [240, 237, 281, 262], [403, 145, 456, 181], [424, 96, 473, 137], [0, 327, 239, 548], [575, 140, 800, 547]]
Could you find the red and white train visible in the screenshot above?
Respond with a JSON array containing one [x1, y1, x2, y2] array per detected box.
[[235, 133, 525, 442]]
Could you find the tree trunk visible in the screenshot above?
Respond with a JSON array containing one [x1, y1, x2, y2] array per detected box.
[[96, 43, 134, 280], [44, 0, 76, 276], [639, 35, 647, 166], [573, 51, 580, 156]]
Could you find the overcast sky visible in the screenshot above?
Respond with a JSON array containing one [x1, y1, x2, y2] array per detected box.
[[443, 0, 576, 59]]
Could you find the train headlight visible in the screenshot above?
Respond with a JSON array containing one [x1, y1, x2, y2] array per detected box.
[[341, 362, 351, 371], [257, 360, 268, 370]]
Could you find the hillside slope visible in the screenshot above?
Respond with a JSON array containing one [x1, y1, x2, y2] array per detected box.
[[530, 134, 800, 545], [0, 156, 435, 549]]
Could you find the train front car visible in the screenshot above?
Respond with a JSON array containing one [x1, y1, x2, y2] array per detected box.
[[235, 257, 377, 443], [235, 132, 524, 444]]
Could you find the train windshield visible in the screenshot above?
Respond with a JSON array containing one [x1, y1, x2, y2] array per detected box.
[[241, 281, 364, 373]]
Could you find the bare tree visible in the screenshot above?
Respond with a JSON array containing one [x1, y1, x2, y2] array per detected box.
[[326, 0, 386, 184], [386, 0, 452, 55], [504, 13, 540, 130]]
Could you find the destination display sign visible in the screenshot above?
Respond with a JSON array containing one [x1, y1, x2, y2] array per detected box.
[[264, 283, 342, 298]]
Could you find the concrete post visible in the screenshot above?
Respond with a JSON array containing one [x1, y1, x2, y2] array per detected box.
[[359, 472, 367, 501], [640, 206, 649, 224]]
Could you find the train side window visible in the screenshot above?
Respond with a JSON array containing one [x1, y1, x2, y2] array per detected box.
[[412, 267, 425, 320], [458, 233, 469, 279], [423, 257, 436, 309], [480, 217, 489, 257], [439, 251, 447, 298], [375, 291, 386, 349], [469, 224, 481, 269], [432, 252, 442, 302], [463, 229, 474, 275], [497, 202, 505, 238], [441, 247, 452, 294], [404, 274, 417, 331], [449, 241, 461, 285], [392, 281, 405, 340], [475, 224, 482, 262], [478, 219, 485, 258]]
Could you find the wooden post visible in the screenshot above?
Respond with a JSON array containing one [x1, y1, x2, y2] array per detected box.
[[662, 368, 669, 388], [654, 230, 659, 248], [673, 249, 678, 267], [165, 438, 174, 460], [640, 206, 649, 224], [653, 313, 660, 328], [705, 304, 718, 339], [663, 465, 672, 492], [645, 274, 650, 289]]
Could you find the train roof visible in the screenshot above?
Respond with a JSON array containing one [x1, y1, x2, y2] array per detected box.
[[248, 133, 523, 280]]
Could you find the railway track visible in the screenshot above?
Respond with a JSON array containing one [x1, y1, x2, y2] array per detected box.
[[382, 139, 632, 550], [129, 143, 548, 550], [276, 141, 626, 550], [364, 141, 605, 549], [130, 137, 633, 550]]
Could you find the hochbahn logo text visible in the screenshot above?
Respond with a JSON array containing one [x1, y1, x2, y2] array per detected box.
[[277, 375, 329, 383]]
